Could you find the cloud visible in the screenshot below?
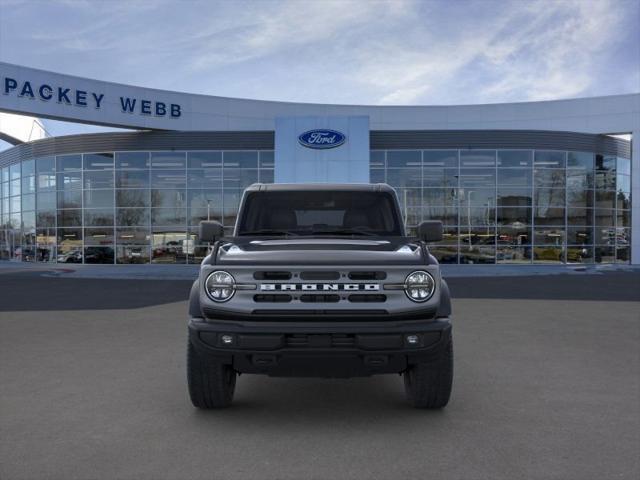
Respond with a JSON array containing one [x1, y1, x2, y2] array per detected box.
[[472, 0, 626, 102], [351, 0, 632, 104], [0, 0, 637, 107], [185, 0, 412, 71]]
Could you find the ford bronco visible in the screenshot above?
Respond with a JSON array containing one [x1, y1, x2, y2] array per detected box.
[[187, 183, 453, 408]]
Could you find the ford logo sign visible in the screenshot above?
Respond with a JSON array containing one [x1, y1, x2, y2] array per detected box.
[[298, 129, 346, 149]]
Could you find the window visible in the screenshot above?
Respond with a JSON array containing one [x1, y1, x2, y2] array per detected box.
[[460, 151, 495, 168], [58, 190, 82, 209], [83, 153, 114, 170], [534, 151, 566, 168], [150, 152, 186, 169], [498, 169, 531, 186], [151, 189, 186, 208], [498, 150, 532, 168], [423, 188, 457, 206], [22, 194, 35, 211], [458, 168, 495, 188], [22, 159, 35, 176], [116, 170, 149, 188], [188, 151, 223, 170], [370, 151, 385, 168], [237, 191, 403, 236], [224, 151, 258, 169], [84, 209, 115, 226], [117, 189, 150, 208], [84, 170, 114, 189], [497, 188, 532, 207], [386, 151, 420, 168], [58, 171, 82, 190], [497, 207, 531, 225], [387, 169, 421, 188], [84, 190, 114, 209], [259, 169, 274, 184], [117, 208, 150, 227], [423, 168, 458, 188], [423, 150, 457, 168], [221, 167, 258, 189], [57, 209, 82, 227], [151, 170, 186, 189], [116, 152, 149, 169], [259, 151, 275, 168], [534, 169, 565, 188], [37, 192, 57, 210], [567, 152, 594, 169], [57, 155, 82, 171], [151, 208, 187, 226], [36, 157, 55, 174], [187, 168, 222, 188], [21, 175, 36, 194]]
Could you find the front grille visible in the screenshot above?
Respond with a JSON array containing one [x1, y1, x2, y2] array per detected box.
[[253, 294, 292, 303], [300, 271, 340, 280], [348, 294, 387, 303], [253, 271, 291, 280], [300, 294, 340, 303], [250, 269, 395, 308], [348, 271, 387, 280], [285, 334, 356, 348]]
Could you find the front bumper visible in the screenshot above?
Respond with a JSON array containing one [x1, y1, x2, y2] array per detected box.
[[188, 317, 452, 377]]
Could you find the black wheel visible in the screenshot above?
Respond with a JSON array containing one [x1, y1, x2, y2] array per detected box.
[[187, 339, 236, 408], [403, 338, 453, 409]]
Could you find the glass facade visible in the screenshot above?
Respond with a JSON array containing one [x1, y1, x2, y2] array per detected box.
[[0, 148, 632, 265], [1, 151, 274, 264], [371, 149, 631, 264]]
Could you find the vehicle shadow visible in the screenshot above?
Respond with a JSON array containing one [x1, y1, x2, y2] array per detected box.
[[186, 375, 450, 428]]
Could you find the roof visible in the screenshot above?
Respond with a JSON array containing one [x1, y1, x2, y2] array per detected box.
[[245, 183, 396, 193], [2, 63, 639, 134]]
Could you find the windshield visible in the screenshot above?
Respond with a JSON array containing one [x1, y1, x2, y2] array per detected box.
[[236, 190, 403, 236]]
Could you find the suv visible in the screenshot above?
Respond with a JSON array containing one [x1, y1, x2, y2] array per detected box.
[[187, 184, 453, 408]]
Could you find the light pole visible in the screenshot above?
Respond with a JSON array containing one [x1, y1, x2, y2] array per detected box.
[[467, 190, 474, 251], [485, 197, 492, 235], [403, 189, 408, 229]]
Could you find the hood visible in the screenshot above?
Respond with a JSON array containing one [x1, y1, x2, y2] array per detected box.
[[212, 236, 425, 266]]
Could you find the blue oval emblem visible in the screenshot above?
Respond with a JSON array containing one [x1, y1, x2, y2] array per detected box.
[[298, 129, 346, 149]]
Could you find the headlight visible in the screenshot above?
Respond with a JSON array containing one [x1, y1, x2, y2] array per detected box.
[[404, 270, 435, 302], [205, 271, 236, 302]]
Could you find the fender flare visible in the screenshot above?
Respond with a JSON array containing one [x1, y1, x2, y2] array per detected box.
[[436, 278, 452, 318], [189, 278, 202, 318]]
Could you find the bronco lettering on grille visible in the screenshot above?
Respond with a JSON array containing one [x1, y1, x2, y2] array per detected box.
[[260, 284, 379, 291]]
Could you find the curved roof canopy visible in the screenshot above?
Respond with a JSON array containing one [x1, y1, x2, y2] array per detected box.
[[1, 62, 638, 135]]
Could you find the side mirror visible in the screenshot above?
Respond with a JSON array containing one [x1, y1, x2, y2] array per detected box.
[[417, 220, 443, 243], [199, 220, 225, 243]]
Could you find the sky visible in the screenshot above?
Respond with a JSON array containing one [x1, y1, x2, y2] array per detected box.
[[0, 0, 638, 144]]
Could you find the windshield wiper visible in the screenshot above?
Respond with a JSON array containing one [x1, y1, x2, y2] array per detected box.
[[238, 229, 299, 236]]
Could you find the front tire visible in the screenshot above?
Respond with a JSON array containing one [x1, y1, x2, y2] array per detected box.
[[187, 340, 236, 408], [403, 338, 453, 408]]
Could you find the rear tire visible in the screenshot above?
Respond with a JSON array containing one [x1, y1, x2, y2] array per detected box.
[[187, 340, 236, 408], [403, 338, 453, 409]]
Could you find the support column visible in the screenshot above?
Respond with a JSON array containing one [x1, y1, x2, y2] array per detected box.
[[631, 129, 639, 265]]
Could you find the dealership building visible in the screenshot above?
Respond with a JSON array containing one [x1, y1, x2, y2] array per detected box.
[[0, 62, 638, 265]]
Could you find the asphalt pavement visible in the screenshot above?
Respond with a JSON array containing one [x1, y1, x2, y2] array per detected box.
[[1, 271, 639, 480]]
